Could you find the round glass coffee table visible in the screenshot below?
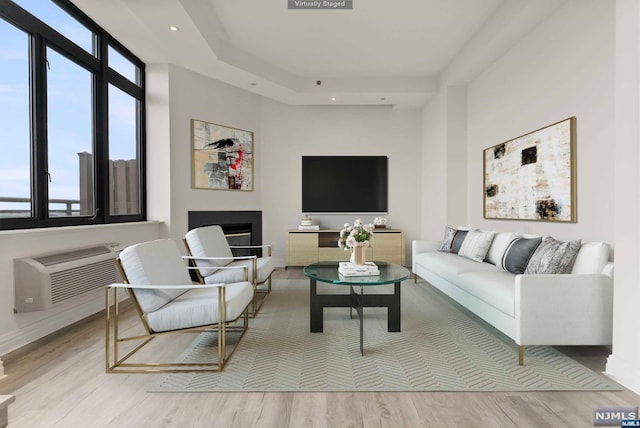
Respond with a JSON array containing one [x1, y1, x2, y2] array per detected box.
[[303, 261, 410, 355]]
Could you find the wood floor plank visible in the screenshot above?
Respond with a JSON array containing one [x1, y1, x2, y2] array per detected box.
[[0, 268, 637, 427]]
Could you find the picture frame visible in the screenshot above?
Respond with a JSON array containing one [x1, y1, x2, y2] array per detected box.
[[191, 119, 254, 191], [483, 117, 576, 222]]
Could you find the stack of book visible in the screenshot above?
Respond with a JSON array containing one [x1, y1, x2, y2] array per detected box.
[[298, 224, 320, 230], [338, 262, 380, 277], [298, 215, 319, 230]]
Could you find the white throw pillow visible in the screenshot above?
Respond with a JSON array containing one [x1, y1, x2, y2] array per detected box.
[[571, 242, 610, 274], [485, 232, 518, 266], [458, 230, 496, 263]]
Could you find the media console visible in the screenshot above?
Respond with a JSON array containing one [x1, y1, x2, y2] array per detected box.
[[286, 229, 405, 267]]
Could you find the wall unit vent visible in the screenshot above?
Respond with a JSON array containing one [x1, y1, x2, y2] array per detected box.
[[14, 243, 121, 312]]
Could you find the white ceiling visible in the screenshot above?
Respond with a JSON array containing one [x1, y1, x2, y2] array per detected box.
[[71, 0, 563, 108]]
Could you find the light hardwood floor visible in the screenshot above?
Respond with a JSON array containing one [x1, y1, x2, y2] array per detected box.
[[0, 268, 637, 428]]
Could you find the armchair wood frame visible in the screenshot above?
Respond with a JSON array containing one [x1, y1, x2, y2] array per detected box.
[[105, 259, 250, 374]]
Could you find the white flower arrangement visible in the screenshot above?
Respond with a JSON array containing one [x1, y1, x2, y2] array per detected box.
[[373, 216, 388, 226], [338, 218, 374, 250]]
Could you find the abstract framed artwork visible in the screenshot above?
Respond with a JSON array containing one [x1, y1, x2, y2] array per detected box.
[[483, 117, 576, 222], [191, 119, 254, 191]]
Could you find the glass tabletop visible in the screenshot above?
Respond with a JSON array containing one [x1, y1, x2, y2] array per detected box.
[[303, 261, 410, 286]]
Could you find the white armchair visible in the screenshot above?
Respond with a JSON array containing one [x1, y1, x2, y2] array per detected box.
[[184, 225, 275, 315], [105, 238, 254, 373]]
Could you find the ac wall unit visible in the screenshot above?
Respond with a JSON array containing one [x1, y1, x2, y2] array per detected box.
[[14, 243, 121, 313]]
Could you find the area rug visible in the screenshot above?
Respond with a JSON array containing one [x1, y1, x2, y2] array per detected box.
[[148, 279, 620, 392]]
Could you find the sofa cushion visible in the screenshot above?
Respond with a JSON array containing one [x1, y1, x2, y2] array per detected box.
[[525, 236, 582, 274], [438, 226, 458, 252], [451, 230, 468, 254], [457, 271, 516, 317], [571, 242, 610, 274], [500, 237, 542, 274], [458, 230, 496, 262], [414, 251, 499, 285]]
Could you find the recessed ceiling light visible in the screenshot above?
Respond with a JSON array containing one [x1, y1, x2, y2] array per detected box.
[[169, 26, 179, 32], [331, 97, 336, 101]]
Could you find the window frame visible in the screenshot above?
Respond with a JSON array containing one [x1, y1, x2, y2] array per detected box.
[[0, 0, 146, 230]]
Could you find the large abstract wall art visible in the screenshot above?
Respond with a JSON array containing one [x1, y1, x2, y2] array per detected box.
[[483, 117, 576, 222], [191, 119, 254, 191]]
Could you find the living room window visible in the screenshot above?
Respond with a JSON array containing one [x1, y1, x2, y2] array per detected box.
[[0, 0, 146, 229]]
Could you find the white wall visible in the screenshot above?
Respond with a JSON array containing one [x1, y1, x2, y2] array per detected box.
[[421, 90, 447, 239], [420, 85, 469, 238], [422, 0, 615, 244], [467, 0, 615, 243], [0, 222, 162, 356], [607, 0, 640, 395], [260, 99, 422, 266], [161, 65, 263, 243], [446, 86, 469, 229], [146, 64, 172, 237]]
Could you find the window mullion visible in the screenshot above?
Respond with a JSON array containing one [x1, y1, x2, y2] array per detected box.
[[31, 33, 48, 220], [94, 35, 109, 223]]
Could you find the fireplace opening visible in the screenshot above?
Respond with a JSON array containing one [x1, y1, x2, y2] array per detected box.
[[188, 211, 263, 258], [220, 223, 252, 257]]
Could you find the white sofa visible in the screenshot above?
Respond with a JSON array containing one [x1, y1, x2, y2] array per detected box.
[[412, 232, 614, 365]]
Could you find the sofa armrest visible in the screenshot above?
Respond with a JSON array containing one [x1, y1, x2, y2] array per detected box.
[[411, 240, 441, 272], [515, 274, 613, 345]]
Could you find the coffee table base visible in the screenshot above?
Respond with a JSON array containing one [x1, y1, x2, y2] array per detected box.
[[309, 279, 401, 355]]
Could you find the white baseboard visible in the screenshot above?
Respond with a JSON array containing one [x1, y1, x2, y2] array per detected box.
[[0, 290, 128, 357], [606, 353, 640, 396]]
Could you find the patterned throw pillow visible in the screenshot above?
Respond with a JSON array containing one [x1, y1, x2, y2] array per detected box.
[[438, 226, 457, 252], [525, 236, 582, 274], [458, 230, 496, 262], [500, 237, 542, 274]]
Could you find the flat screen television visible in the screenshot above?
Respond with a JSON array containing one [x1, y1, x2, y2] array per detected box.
[[302, 156, 388, 213]]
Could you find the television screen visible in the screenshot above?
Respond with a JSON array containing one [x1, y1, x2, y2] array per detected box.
[[302, 156, 388, 213]]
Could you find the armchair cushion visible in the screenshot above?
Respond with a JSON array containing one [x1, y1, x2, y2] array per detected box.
[[185, 225, 275, 286], [119, 239, 190, 313], [185, 226, 235, 277], [203, 257, 276, 285], [146, 281, 254, 332]]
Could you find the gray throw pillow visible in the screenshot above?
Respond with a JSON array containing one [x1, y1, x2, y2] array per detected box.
[[451, 230, 468, 254], [500, 237, 542, 274], [525, 236, 582, 274], [438, 226, 457, 252]]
